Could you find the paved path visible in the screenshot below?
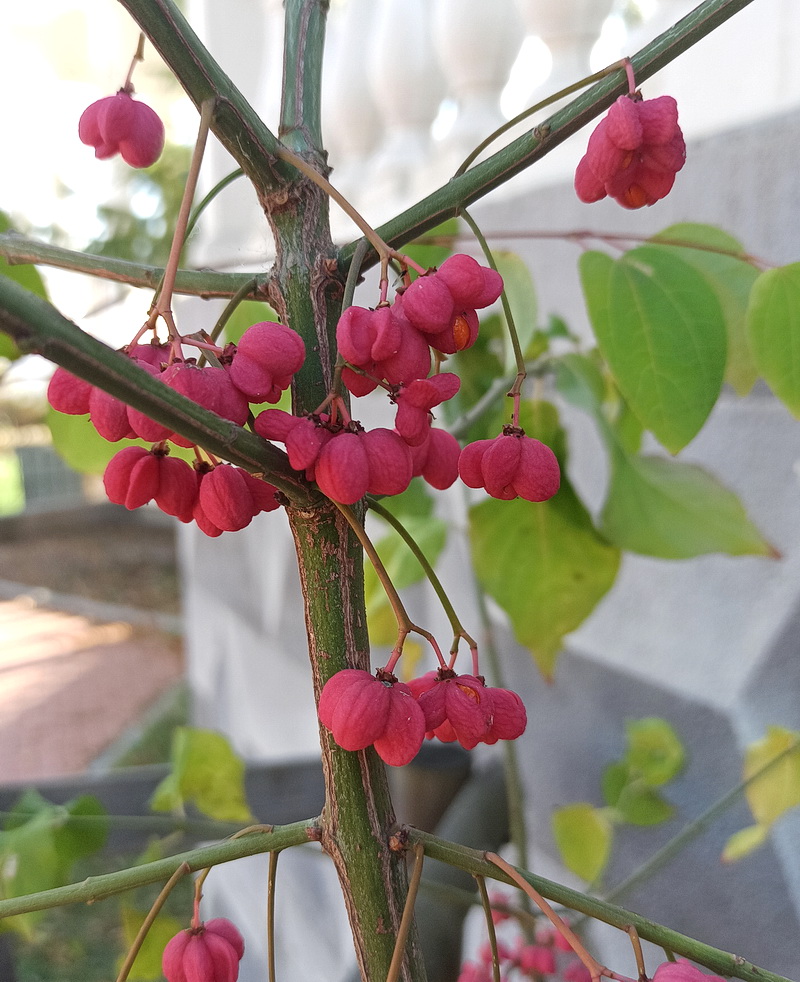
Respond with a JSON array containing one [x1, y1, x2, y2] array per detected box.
[[0, 593, 183, 784]]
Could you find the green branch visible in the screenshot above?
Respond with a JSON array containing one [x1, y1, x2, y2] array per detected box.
[[0, 275, 318, 507], [339, 0, 757, 271], [0, 233, 258, 297], [0, 820, 319, 920], [407, 830, 792, 982], [1, 816, 790, 982]]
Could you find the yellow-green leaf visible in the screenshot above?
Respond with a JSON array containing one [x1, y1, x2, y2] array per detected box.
[[364, 515, 448, 647], [0, 211, 49, 361], [743, 726, 800, 827], [47, 407, 197, 475], [552, 803, 612, 883], [401, 218, 459, 273], [493, 251, 538, 374], [119, 905, 184, 981], [222, 299, 279, 345], [721, 824, 768, 863], [150, 727, 253, 823], [624, 718, 685, 787]]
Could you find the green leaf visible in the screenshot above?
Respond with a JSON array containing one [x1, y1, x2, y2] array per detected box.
[[402, 218, 459, 272], [601, 448, 775, 559], [742, 726, 800, 827], [469, 404, 620, 678], [554, 352, 606, 415], [0, 212, 49, 361], [222, 299, 279, 345], [580, 248, 726, 453], [624, 718, 685, 786], [493, 251, 538, 373], [649, 223, 760, 395], [602, 756, 676, 826], [377, 517, 447, 593], [556, 350, 772, 560], [53, 795, 109, 862], [0, 310, 19, 360], [601, 761, 630, 808], [721, 824, 768, 863], [150, 727, 253, 823], [552, 803, 612, 883], [374, 477, 435, 521], [0, 791, 107, 938], [0, 816, 60, 937], [119, 905, 185, 981], [617, 786, 674, 826], [47, 409, 124, 474], [612, 399, 644, 455], [746, 264, 800, 416]]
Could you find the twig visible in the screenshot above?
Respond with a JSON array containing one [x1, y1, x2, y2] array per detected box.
[[115, 862, 191, 982], [386, 844, 425, 982]]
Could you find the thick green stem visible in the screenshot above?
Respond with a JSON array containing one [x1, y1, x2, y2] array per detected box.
[[288, 503, 425, 982], [270, 5, 426, 982]]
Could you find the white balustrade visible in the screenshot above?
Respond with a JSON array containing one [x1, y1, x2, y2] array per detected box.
[[321, 0, 383, 221], [430, 0, 524, 173], [515, 0, 615, 101], [357, 0, 447, 227]]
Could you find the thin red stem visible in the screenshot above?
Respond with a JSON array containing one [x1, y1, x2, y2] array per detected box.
[[122, 33, 146, 93], [624, 57, 636, 95]]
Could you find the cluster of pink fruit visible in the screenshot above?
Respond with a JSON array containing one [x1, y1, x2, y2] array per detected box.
[[460, 898, 727, 982], [459, 917, 592, 982], [46, 321, 305, 536], [574, 93, 685, 209], [318, 666, 527, 767], [252, 370, 463, 503], [251, 254, 560, 505], [47, 255, 561, 531]]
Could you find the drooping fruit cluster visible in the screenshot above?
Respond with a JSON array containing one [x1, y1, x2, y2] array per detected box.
[[47, 323, 303, 536], [79, 90, 165, 168], [254, 410, 415, 504], [163, 917, 245, 982], [49, 254, 560, 529], [459, 427, 560, 502], [458, 918, 593, 982], [574, 93, 685, 209], [336, 254, 502, 396], [460, 905, 728, 982], [252, 253, 559, 505], [252, 370, 465, 504], [318, 665, 526, 766]]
